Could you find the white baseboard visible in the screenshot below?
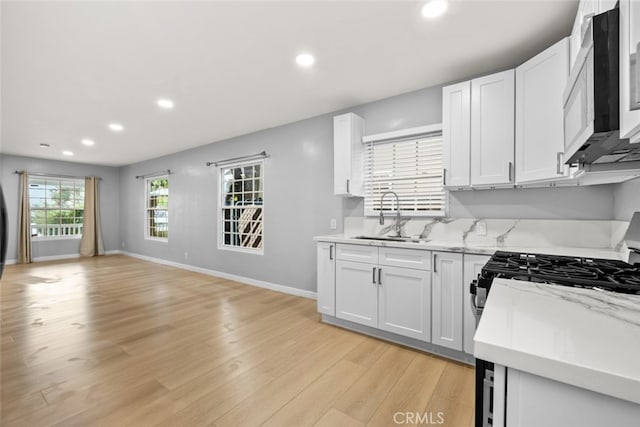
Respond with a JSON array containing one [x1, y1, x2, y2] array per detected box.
[[6, 250, 124, 265], [120, 251, 317, 300]]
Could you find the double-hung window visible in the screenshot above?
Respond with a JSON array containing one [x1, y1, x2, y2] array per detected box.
[[364, 133, 446, 216], [145, 177, 169, 240], [28, 176, 85, 239], [219, 161, 264, 253]]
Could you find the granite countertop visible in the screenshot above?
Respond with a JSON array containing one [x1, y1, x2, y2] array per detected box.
[[474, 278, 640, 405], [313, 234, 628, 261]]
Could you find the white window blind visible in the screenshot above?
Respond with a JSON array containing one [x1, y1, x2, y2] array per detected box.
[[364, 134, 446, 216]]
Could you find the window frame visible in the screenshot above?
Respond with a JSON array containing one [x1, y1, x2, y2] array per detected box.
[[144, 175, 169, 242], [363, 128, 448, 218], [217, 159, 265, 255], [28, 176, 85, 241]]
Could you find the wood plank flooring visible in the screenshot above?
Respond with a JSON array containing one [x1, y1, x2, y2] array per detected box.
[[1, 255, 474, 426]]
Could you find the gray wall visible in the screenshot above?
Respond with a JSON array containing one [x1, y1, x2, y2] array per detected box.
[[613, 177, 640, 221], [1, 154, 120, 260], [118, 84, 622, 293]]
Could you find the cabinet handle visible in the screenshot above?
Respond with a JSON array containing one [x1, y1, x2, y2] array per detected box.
[[556, 152, 564, 175], [508, 161, 513, 182], [433, 253, 437, 273], [372, 267, 377, 284], [378, 268, 382, 285], [329, 245, 333, 260], [443, 168, 447, 186], [346, 179, 350, 194]]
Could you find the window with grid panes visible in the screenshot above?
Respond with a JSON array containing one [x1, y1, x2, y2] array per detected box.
[[146, 177, 169, 240], [28, 176, 85, 239], [364, 133, 446, 216], [220, 161, 263, 252]]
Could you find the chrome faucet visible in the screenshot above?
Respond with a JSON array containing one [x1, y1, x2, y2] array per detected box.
[[379, 191, 402, 237]]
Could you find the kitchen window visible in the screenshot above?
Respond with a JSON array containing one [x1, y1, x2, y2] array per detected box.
[[364, 133, 446, 216], [146, 176, 169, 240], [219, 161, 263, 253], [28, 176, 84, 239]]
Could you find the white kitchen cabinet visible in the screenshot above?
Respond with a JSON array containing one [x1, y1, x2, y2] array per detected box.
[[335, 259, 378, 328], [569, 1, 616, 71], [516, 38, 570, 184], [431, 251, 464, 351], [378, 266, 431, 341], [334, 113, 365, 197], [620, 0, 640, 141], [317, 242, 336, 316], [470, 70, 515, 186], [504, 368, 640, 427], [442, 81, 471, 187], [462, 254, 490, 355]]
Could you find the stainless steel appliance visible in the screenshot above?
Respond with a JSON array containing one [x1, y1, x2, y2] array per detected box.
[[0, 185, 7, 279], [563, 8, 640, 165], [470, 250, 640, 427]]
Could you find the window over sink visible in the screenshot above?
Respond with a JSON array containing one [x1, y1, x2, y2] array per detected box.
[[364, 133, 446, 217]]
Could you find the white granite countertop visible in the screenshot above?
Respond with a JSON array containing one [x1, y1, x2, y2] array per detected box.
[[474, 278, 640, 404], [313, 234, 628, 261]]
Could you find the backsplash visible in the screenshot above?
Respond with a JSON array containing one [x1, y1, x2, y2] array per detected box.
[[344, 216, 630, 251]]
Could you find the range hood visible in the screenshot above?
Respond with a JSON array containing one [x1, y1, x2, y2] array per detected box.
[[563, 8, 640, 166]]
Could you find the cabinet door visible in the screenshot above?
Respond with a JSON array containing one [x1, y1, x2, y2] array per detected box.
[[317, 242, 336, 316], [564, 50, 594, 160], [516, 38, 570, 183], [442, 81, 471, 187], [620, 0, 640, 140], [378, 266, 431, 341], [333, 113, 364, 196], [463, 254, 490, 355], [431, 252, 464, 351], [471, 70, 515, 186], [335, 260, 378, 328]]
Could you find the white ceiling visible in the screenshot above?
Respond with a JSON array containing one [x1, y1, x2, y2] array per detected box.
[[1, 0, 577, 167]]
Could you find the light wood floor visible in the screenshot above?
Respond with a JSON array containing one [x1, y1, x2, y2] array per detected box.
[[1, 255, 474, 426]]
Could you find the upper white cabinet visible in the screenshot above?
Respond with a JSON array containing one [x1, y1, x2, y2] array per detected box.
[[569, 0, 617, 71], [317, 242, 336, 316], [431, 251, 464, 351], [620, 0, 640, 141], [471, 70, 516, 186], [442, 81, 471, 187], [463, 254, 490, 355], [333, 113, 364, 197], [516, 38, 570, 184]]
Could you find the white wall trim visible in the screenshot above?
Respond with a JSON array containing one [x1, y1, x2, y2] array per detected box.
[[120, 251, 317, 300], [362, 123, 443, 143], [6, 250, 123, 266]]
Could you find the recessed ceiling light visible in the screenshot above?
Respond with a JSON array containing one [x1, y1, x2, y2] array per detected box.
[[422, 0, 448, 18], [157, 99, 174, 109], [108, 123, 124, 132], [81, 139, 95, 146], [39, 143, 50, 148], [62, 150, 74, 156], [295, 53, 315, 67]]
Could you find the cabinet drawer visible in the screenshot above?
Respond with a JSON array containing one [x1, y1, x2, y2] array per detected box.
[[336, 244, 378, 264], [378, 247, 431, 271]]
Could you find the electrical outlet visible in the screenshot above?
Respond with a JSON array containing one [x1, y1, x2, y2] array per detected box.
[[476, 221, 487, 236], [330, 218, 337, 230]]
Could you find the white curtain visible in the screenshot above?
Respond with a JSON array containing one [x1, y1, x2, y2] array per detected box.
[[18, 171, 32, 264], [80, 177, 104, 257]]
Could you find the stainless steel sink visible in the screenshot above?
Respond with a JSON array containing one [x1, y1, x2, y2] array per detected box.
[[353, 235, 428, 243]]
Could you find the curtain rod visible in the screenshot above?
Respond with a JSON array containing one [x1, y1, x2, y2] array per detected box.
[[135, 169, 172, 179], [206, 151, 268, 167], [13, 170, 102, 180]]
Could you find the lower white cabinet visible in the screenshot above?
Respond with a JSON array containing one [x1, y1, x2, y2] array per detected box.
[[378, 266, 431, 341], [317, 242, 336, 316], [431, 251, 464, 351], [502, 367, 640, 427], [463, 254, 491, 355], [335, 260, 378, 328]]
